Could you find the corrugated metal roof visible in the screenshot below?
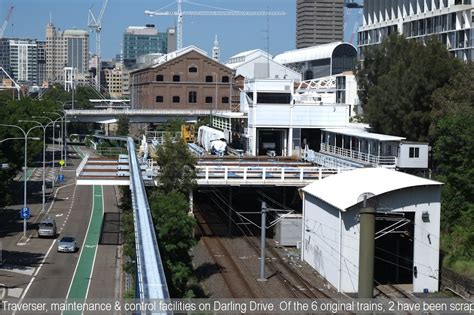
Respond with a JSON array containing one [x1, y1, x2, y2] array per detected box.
[[302, 168, 442, 212], [274, 42, 355, 64], [322, 128, 406, 141]]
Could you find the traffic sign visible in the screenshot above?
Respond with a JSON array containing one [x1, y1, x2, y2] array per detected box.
[[58, 175, 65, 182], [59, 159, 65, 166], [20, 207, 30, 219]]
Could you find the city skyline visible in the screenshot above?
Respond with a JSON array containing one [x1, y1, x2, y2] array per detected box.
[[1, 0, 362, 61]]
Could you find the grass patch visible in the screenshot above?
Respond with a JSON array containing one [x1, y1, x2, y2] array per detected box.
[[446, 259, 474, 278]]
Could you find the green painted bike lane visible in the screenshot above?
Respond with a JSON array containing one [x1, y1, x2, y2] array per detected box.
[[65, 185, 103, 313]]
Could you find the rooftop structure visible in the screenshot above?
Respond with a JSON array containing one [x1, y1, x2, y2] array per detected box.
[[274, 42, 357, 80], [226, 49, 301, 81]]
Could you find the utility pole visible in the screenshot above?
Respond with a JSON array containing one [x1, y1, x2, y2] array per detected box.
[[258, 201, 268, 282], [358, 194, 375, 298]]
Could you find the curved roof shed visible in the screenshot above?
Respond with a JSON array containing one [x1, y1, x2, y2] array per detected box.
[[274, 42, 357, 79]]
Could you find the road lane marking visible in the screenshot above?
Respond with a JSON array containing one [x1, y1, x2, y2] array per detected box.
[[15, 183, 75, 246], [65, 185, 103, 313], [16, 184, 78, 311]]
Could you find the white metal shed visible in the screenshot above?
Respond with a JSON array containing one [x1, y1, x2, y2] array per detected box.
[[301, 168, 442, 293]]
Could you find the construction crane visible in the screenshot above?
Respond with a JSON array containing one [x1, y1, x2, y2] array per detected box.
[[88, 0, 108, 92], [145, 0, 286, 50], [0, 66, 21, 100], [0, 6, 14, 39]]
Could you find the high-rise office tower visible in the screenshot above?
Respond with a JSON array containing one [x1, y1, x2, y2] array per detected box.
[[45, 23, 89, 84], [8, 39, 39, 85], [296, 0, 345, 48], [358, 0, 474, 61], [123, 25, 176, 68]]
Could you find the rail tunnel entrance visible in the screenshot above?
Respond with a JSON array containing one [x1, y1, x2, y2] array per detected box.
[[374, 212, 415, 285]]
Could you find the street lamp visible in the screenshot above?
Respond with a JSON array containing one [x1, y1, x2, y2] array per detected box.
[[19, 120, 53, 213], [32, 116, 62, 188], [47, 110, 68, 167], [0, 124, 42, 238]]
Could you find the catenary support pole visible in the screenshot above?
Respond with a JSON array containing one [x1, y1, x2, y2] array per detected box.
[[258, 201, 267, 282], [358, 196, 375, 298]]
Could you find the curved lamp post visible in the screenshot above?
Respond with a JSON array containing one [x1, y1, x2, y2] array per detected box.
[[0, 124, 42, 238], [19, 119, 53, 213]]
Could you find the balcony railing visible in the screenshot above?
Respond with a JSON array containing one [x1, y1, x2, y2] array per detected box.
[[320, 143, 397, 167]]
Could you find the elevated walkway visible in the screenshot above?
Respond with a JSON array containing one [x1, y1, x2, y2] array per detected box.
[[65, 108, 230, 123]]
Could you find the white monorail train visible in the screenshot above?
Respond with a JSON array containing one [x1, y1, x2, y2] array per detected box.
[[197, 126, 227, 155]]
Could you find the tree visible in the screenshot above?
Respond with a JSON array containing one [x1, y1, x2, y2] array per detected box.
[[356, 34, 462, 142], [155, 136, 196, 194], [431, 63, 474, 273], [149, 190, 196, 297], [116, 115, 129, 136]]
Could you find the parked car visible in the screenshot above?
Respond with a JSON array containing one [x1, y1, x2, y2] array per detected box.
[[57, 236, 78, 253], [38, 217, 57, 238]]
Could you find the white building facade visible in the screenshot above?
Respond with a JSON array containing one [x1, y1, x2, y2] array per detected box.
[[8, 39, 38, 84], [226, 49, 301, 81], [301, 168, 442, 293], [358, 0, 474, 60]]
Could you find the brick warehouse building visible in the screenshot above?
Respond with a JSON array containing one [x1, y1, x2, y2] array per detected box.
[[130, 46, 237, 111]]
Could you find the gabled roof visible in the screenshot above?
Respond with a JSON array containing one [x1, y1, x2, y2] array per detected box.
[[302, 168, 442, 212], [130, 45, 232, 74], [274, 42, 356, 64], [151, 45, 208, 68], [226, 49, 273, 68]]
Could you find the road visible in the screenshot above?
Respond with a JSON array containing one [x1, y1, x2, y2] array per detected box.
[[0, 146, 122, 309]]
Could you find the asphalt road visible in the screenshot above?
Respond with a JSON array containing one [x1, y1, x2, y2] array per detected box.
[[0, 146, 122, 308]]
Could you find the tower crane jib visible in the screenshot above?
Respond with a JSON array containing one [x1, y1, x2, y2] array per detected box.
[[145, 0, 286, 50], [88, 0, 109, 92]]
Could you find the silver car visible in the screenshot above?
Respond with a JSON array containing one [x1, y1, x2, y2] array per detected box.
[[38, 217, 57, 238], [57, 236, 78, 253]]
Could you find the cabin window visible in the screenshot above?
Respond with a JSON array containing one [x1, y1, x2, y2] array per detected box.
[[156, 74, 164, 81], [205, 75, 213, 82], [173, 75, 180, 82], [156, 96, 164, 103], [409, 147, 420, 158], [189, 91, 197, 103], [188, 66, 197, 73], [172, 96, 180, 103], [205, 96, 213, 104], [256, 92, 291, 104]]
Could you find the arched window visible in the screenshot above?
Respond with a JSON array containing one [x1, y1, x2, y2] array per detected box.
[[188, 66, 198, 73]]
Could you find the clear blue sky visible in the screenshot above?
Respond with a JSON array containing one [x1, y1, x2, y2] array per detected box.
[[1, 0, 362, 61]]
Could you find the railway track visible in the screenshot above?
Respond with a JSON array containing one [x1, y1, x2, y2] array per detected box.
[[203, 189, 336, 299], [194, 205, 260, 298]]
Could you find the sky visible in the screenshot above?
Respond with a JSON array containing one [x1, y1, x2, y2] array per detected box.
[[1, 0, 362, 61]]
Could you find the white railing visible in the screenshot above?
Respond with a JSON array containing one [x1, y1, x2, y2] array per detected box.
[[301, 149, 362, 169], [66, 109, 230, 116], [195, 165, 349, 185], [320, 143, 397, 167], [146, 131, 182, 145], [75, 153, 89, 177]]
